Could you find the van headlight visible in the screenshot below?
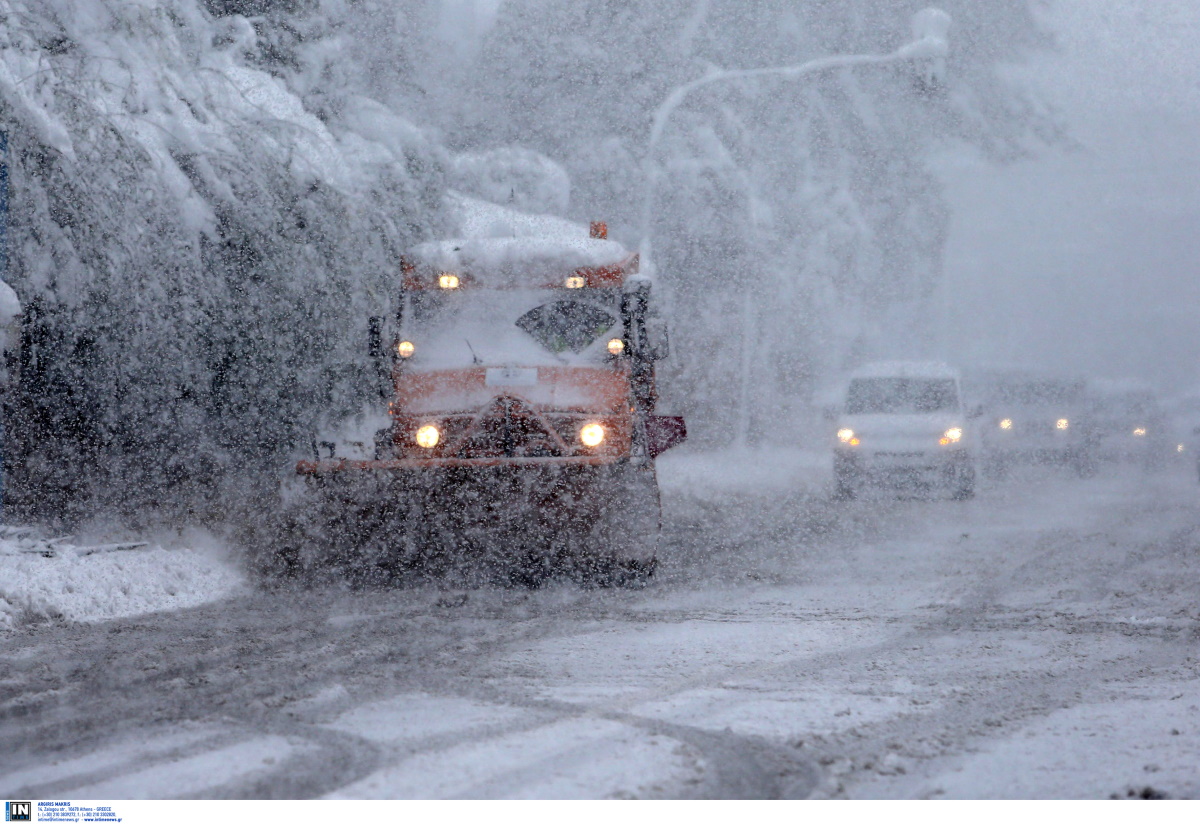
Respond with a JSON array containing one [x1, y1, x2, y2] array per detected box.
[[939, 427, 963, 446], [415, 425, 440, 448]]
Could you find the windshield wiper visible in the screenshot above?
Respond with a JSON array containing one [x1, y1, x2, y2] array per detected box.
[[464, 338, 482, 365]]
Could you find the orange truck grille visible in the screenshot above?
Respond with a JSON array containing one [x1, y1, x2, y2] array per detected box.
[[395, 396, 628, 461]]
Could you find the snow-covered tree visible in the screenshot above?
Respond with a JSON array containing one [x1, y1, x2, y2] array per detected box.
[[0, 0, 445, 520]]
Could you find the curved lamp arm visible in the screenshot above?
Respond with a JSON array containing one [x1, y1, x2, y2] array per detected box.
[[636, 7, 951, 258]]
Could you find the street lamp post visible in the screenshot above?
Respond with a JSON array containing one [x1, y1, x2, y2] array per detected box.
[[635, 8, 951, 447]]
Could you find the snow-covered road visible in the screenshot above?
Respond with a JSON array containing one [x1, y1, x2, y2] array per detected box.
[[2, 455, 1198, 799]]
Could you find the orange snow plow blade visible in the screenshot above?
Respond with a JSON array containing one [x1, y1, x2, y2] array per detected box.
[[297, 455, 621, 474]]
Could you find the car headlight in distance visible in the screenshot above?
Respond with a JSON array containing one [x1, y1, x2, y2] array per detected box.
[[1132, 427, 1147, 437], [1178, 443, 1186, 453], [580, 422, 605, 447], [837, 428, 860, 446], [415, 424, 440, 448], [607, 338, 625, 355], [999, 418, 1013, 430], [940, 427, 963, 446], [1056, 418, 1069, 430], [397, 340, 415, 358]]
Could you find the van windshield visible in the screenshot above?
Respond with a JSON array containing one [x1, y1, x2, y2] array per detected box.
[[846, 378, 958, 414], [986, 379, 1084, 408]]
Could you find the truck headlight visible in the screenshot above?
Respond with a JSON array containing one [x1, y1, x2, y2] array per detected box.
[[1132, 427, 1147, 437], [607, 338, 625, 355], [1056, 418, 1069, 430], [397, 340, 415, 358], [939, 427, 963, 445], [415, 425, 440, 448], [580, 423, 605, 447], [999, 418, 1013, 430]]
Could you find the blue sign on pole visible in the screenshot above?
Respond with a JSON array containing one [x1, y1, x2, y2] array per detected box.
[[0, 130, 7, 277], [0, 129, 8, 523]]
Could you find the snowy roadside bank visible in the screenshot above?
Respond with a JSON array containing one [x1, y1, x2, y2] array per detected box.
[[0, 529, 245, 631], [656, 445, 831, 499]]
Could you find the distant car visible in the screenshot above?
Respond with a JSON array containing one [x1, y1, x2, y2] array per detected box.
[[1163, 394, 1200, 480], [1087, 384, 1172, 470], [967, 371, 1097, 477], [833, 361, 976, 500]]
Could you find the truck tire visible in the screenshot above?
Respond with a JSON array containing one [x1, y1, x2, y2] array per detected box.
[[578, 462, 660, 587], [982, 454, 1009, 479], [833, 457, 859, 500], [951, 463, 976, 500], [1071, 449, 1098, 478]]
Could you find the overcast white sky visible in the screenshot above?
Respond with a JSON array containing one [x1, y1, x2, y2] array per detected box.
[[940, 1, 1200, 394]]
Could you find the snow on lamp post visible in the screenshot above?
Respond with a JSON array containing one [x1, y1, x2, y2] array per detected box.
[[635, 8, 951, 447], [911, 7, 952, 89]]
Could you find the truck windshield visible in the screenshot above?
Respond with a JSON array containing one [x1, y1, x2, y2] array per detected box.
[[403, 288, 620, 368], [515, 300, 615, 354], [846, 378, 958, 414]]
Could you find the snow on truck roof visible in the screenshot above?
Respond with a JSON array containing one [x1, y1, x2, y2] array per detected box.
[[446, 192, 585, 240], [848, 361, 961, 380], [402, 193, 639, 288], [408, 236, 632, 280]]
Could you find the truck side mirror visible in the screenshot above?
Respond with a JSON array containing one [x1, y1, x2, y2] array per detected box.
[[367, 316, 392, 399], [625, 281, 670, 361], [368, 316, 383, 359], [644, 315, 670, 361]]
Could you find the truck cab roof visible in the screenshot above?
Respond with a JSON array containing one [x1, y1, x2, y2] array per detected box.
[[404, 236, 637, 289]]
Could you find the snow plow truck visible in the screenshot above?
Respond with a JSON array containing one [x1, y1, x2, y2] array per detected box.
[[267, 209, 685, 586]]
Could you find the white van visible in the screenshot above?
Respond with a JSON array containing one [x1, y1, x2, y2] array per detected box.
[[832, 361, 976, 499]]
